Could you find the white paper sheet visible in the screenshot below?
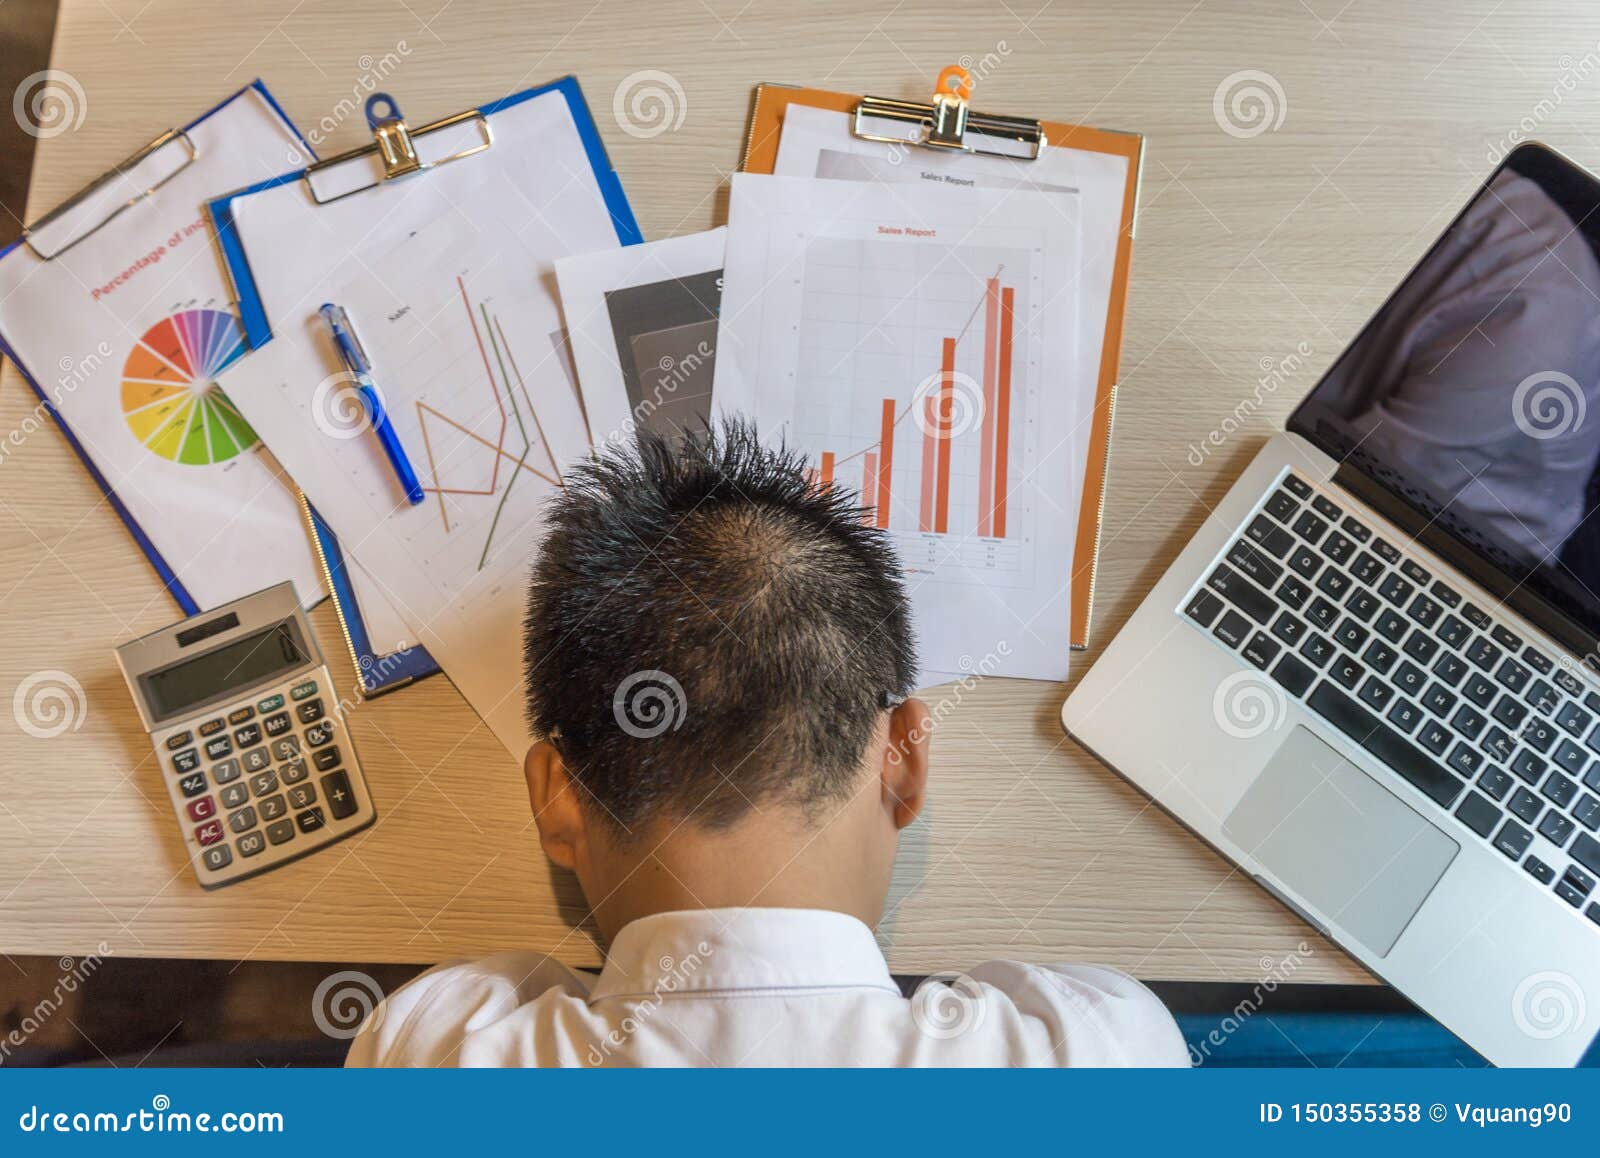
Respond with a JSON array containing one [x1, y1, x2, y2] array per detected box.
[[713, 174, 1080, 686], [554, 227, 725, 446], [0, 87, 323, 610], [215, 90, 626, 755], [772, 104, 1127, 528]]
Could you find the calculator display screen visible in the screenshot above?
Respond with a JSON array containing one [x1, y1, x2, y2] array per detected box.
[[142, 620, 308, 721]]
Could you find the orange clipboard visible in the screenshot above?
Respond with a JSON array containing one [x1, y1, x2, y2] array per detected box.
[[738, 67, 1142, 651]]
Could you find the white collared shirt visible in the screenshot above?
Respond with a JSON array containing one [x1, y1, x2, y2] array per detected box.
[[346, 908, 1189, 1067]]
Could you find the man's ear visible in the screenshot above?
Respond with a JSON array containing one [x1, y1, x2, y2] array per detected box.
[[525, 739, 583, 870], [881, 698, 931, 829]]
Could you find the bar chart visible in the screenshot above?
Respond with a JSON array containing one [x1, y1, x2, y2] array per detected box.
[[794, 235, 1036, 582]]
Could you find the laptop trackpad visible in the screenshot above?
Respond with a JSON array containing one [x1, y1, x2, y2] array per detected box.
[[1222, 726, 1458, 957]]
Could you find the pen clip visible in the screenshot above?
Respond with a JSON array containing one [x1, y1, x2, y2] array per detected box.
[[319, 302, 370, 371]]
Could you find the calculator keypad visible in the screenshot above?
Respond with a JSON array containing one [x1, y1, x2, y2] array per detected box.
[[150, 669, 372, 888]]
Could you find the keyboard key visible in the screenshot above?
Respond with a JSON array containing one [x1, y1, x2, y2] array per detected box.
[[1508, 787, 1543, 824], [1436, 615, 1471, 648], [1399, 559, 1430, 585], [256, 693, 285, 714], [1377, 572, 1414, 607], [1573, 833, 1600, 877], [297, 807, 326, 833], [1264, 489, 1299, 522], [1387, 698, 1423, 734], [1524, 679, 1558, 714], [1463, 673, 1497, 708], [237, 831, 267, 859], [1316, 569, 1352, 601], [1346, 589, 1382, 622], [1451, 705, 1487, 740], [1299, 633, 1336, 668], [1246, 514, 1295, 558], [1359, 677, 1394, 712], [1481, 727, 1515, 764], [1334, 619, 1369, 652], [1374, 609, 1408, 643], [195, 820, 224, 847], [1401, 631, 1438, 664], [1292, 510, 1328, 544], [271, 736, 301, 761], [1461, 603, 1491, 629], [1446, 742, 1483, 777], [1407, 594, 1441, 629], [290, 680, 318, 701], [1432, 653, 1469, 687], [1493, 820, 1534, 860], [1214, 609, 1250, 648], [1495, 658, 1531, 694], [1277, 576, 1312, 609], [1429, 579, 1461, 607], [1207, 565, 1275, 623], [1524, 856, 1555, 884], [1479, 765, 1513, 801], [1270, 612, 1307, 647], [306, 721, 335, 748], [1522, 718, 1558, 754], [1542, 771, 1578, 809], [1522, 647, 1553, 675], [234, 722, 262, 748], [1306, 597, 1339, 630], [321, 770, 359, 820], [295, 698, 326, 725], [171, 748, 200, 775], [1421, 683, 1457, 717], [1490, 695, 1528, 730], [1554, 668, 1585, 697], [250, 771, 279, 798], [266, 819, 295, 845], [204, 736, 232, 760], [228, 705, 255, 726], [1282, 474, 1312, 499], [201, 845, 232, 873], [186, 796, 215, 822], [1350, 552, 1383, 584], [286, 783, 317, 811], [1341, 515, 1371, 542], [280, 759, 309, 784], [1372, 537, 1401, 563], [1362, 640, 1398, 674], [1575, 794, 1600, 831], [1321, 531, 1356, 565], [263, 711, 293, 738], [1312, 494, 1342, 520], [1538, 810, 1575, 848], [1270, 654, 1315, 698], [1330, 655, 1364, 690], [243, 747, 271, 774], [1393, 661, 1426, 696], [1288, 545, 1321, 579], [1554, 739, 1588, 776], [198, 717, 226, 737], [220, 782, 248, 810], [1306, 682, 1462, 807], [1244, 631, 1280, 670], [1455, 791, 1501, 837], [1511, 750, 1547, 785], [1556, 868, 1593, 907], [1465, 637, 1502, 671], [228, 805, 258, 834], [313, 746, 342, 772], [1491, 625, 1523, 651], [1556, 701, 1592, 738], [1418, 719, 1452, 755], [259, 794, 288, 822], [178, 772, 207, 798]]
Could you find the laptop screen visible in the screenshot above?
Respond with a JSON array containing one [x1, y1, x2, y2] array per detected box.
[[1289, 145, 1600, 654]]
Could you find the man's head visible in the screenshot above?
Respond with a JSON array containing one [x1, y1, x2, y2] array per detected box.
[[522, 421, 931, 938]]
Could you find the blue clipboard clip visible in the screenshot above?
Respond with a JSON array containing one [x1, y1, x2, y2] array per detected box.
[[301, 91, 494, 205]]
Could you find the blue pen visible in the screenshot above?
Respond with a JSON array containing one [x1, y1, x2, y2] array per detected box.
[[319, 302, 425, 505]]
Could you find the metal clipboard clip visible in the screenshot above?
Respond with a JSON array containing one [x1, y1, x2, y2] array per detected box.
[[302, 92, 493, 205], [21, 129, 199, 260], [853, 65, 1045, 160]]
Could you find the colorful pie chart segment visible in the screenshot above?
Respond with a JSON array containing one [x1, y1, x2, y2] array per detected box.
[[121, 308, 257, 466]]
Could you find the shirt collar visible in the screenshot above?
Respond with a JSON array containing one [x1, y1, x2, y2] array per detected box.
[[588, 907, 899, 1002]]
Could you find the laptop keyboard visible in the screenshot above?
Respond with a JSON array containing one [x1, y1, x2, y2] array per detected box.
[[1184, 470, 1600, 930]]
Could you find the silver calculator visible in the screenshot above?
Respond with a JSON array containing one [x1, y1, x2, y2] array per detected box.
[[115, 581, 376, 888]]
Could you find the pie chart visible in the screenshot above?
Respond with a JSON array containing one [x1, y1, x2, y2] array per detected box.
[[121, 308, 258, 465]]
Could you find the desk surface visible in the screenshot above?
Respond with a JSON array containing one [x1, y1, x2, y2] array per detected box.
[[4, 0, 1595, 981]]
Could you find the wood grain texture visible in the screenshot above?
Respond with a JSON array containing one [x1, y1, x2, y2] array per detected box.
[[6, 0, 1600, 980]]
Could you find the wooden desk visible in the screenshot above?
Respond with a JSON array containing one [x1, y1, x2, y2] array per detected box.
[[6, 0, 1595, 980]]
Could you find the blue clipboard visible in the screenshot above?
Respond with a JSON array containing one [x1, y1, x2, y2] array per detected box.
[[0, 80, 309, 618], [207, 76, 642, 695]]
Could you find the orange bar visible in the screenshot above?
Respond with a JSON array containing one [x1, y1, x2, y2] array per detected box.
[[934, 338, 956, 534], [819, 451, 835, 492], [977, 278, 999, 537], [994, 288, 1015, 539], [919, 398, 937, 531], [876, 398, 895, 529], [862, 452, 877, 525]]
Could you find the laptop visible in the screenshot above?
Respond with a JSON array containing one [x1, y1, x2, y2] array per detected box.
[[1063, 143, 1600, 1067]]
